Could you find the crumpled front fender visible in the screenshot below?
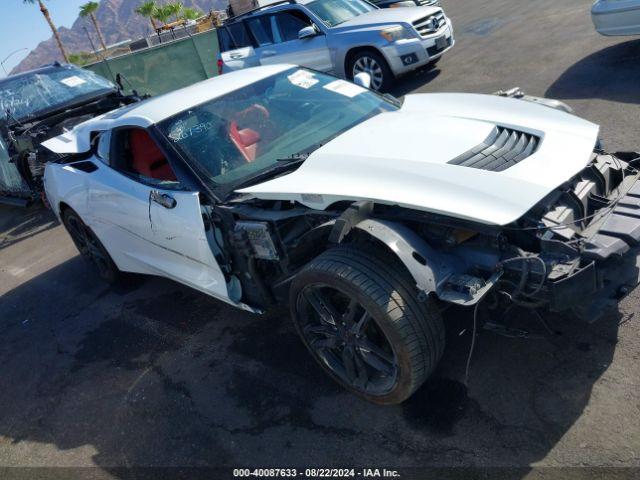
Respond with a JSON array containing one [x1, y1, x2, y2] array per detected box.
[[349, 218, 503, 306], [353, 218, 457, 295]]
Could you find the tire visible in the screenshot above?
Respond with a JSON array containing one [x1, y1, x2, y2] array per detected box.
[[346, 50, 394, 92], [290, 245, 445, 405], [62, 208, 120, 284]]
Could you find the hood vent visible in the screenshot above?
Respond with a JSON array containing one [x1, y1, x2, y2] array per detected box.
[[448, 126, 540, 172]]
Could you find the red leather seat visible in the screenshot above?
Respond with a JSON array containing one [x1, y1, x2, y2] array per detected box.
[[129, 129, 177, 181], [229, 121, 261, 162]]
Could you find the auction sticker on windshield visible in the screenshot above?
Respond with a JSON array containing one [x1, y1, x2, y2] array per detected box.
[[60, 76, 87, 87], [288, 69, 319, 89], [323, 79, 365, 98]]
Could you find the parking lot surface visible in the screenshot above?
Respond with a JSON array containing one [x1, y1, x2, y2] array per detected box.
[[1, 0, 639, 476]]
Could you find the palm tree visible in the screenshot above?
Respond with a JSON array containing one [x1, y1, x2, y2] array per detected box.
[[152, 4, 174, 26], [68, 51, 93, 66], [165, 2, 184, 22], [135, 0, 159, 30], [180, 7, 201, 21], [23, 0, 68, 62], [79, 1, 107, 52]]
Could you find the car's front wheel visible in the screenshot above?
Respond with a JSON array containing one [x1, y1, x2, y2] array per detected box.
[[347, 50, 394, 92], [62, 208, 120, 284], [290, 246, 445, 404]]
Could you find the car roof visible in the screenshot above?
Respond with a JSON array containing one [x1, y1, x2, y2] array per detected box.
[[101, 64, 295, 127], [225, 0, 316, 23], [41, 64, 297, 155], [0, 63, 83, 85]]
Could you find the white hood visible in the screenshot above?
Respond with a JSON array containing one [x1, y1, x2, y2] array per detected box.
[[239, 93, 599, 226]]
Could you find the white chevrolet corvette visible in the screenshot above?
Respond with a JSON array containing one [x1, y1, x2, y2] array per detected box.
[[44, 65, 640, 404]]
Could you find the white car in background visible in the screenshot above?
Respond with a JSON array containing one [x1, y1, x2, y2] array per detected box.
[[42, 65, 640, 405], [592, 0, 640, 36]]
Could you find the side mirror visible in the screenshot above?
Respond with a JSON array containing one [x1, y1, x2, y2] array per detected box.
[[298, 25, 317, 40], [353, 72, 371, 89]]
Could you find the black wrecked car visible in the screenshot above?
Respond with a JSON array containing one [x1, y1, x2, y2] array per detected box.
[[0, 63, 141, 207]]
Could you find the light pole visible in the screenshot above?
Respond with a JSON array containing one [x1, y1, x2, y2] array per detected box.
[[1, 48, 29, 76]]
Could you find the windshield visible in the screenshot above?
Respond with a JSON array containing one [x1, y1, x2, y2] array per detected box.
[[158, 68, 396, 191], [0, 66, 115, 122], [306, 0, 376, 27]]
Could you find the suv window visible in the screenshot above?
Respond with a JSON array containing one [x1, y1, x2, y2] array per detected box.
[[246, 16, 274, 46], [219, 22, 253, 51], [306, 0, 375, 27], [275, 11, 312, 42]]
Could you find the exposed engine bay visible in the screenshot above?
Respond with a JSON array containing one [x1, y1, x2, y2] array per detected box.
[[0, 63, 145, 206], [211, 149, 640, 321], [1, 92, 141, 203]]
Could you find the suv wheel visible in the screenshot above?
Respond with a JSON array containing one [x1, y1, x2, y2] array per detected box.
[[347, 50, 393, 92], [62, 208, 120, 284], [290, 246, 445, 404]]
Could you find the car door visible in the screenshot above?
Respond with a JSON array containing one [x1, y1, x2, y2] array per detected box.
[[248, 10, 333, 72], [86, 127, 230, 301], [218, 21, 260, 72]]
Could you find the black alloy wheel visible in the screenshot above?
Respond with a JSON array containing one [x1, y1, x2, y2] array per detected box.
[[62, 209, 120, 284], [291, 246, 445, 404], [297, 284, 399, 395]]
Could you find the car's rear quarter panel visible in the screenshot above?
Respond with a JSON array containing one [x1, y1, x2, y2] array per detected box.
[[44, 163, 91, 221]]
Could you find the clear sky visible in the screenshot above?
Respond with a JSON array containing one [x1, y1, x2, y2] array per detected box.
[[0, 0, 89, 78]]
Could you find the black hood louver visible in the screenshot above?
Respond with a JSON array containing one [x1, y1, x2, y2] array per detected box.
[[448, 126, 540, 172]]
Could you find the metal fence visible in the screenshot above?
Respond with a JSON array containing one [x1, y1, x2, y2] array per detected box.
[[0, 137, 28, 196], [85, 28, 220, 97]]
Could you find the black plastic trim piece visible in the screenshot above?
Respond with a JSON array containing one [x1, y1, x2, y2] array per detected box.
[[448, 126, 540, 172], [71, 161, 98, 173]]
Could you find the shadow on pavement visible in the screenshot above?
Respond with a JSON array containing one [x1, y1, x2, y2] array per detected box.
[[0, 204, 58, 250], [390, 67, 441, 98], [546, 39, 640, 104], [0, 250, 623, 476]]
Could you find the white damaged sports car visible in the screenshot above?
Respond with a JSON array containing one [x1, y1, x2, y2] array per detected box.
[[43, 65, 640, 404]]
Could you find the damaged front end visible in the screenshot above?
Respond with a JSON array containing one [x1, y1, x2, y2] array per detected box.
[[217, 150, 640, 322], [447, 150, 640, 320], [334, 149, 640, 322], [0, 64, 144, 207], [0, 96, 140, 207]]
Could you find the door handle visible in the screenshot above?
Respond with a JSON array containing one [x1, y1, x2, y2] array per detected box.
[[150, 190, 177, 209], [261, 50, 277, 57]]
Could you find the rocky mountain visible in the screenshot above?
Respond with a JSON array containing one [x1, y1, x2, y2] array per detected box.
[[11, 0, 226, 74]]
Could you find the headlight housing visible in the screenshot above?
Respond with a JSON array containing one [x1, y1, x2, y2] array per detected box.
[[380, 25, 415, 42]]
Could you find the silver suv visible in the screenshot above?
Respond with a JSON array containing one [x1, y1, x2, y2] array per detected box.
[[216, 0, 454, 91]]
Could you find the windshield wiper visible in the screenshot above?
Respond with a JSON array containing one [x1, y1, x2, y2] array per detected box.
[[276, 142, 325, 163], [276, 152, 310, 162], [233, 157, 307, 191], [234, 143, 325, 190]]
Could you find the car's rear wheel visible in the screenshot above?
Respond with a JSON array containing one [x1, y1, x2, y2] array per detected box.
[[62, 208, 120, 284], [290, 246, 445, 404], [347, 50, 394, 92]]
